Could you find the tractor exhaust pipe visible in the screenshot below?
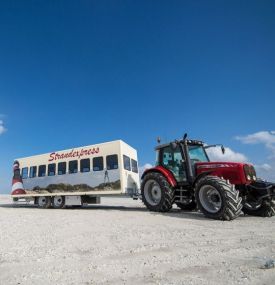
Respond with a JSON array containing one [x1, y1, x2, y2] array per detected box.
[[181, 134, 194, 184]]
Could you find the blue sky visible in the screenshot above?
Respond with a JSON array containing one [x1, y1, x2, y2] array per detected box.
[[1, 0, 275, 193]]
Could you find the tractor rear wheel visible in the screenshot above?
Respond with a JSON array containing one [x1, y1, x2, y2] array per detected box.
[[141, 172, 174, 212], [195, 176, 242, 221], [243, 199, 275, 217]]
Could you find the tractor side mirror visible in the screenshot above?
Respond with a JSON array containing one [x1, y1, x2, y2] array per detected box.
[[170, 142, 178, 151], [221, 145, 225, 154]]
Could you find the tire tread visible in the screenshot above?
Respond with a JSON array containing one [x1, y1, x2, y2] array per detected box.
[[195, 176, 242, 221], [141, 172, 174, 212]]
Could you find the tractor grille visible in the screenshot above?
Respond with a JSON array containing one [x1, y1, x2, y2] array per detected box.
[[244, 165, 257, 181]]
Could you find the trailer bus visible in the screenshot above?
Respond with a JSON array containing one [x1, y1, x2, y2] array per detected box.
[[11, 140, 140, 208]]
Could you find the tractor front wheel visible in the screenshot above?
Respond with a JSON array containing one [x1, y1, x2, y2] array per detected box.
[[243, 199, 275, 217], [195, 176, 242, 221], [141, 172, 174, 212]]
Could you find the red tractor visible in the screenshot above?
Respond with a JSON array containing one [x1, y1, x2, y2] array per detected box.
[[141, 134, 275, 220]]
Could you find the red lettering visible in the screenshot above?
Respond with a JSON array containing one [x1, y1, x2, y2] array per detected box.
[[49, 147, 100, 161], [68, 150, 74, 158], [49, 153, 55, 162], [79, 149, 84, 159]]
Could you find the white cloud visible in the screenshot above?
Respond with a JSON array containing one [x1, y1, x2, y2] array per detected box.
[[236, 131, 275, 156], [254, 163, 275, 181], [139, 163, 153, 176], [0, 120, 7, 135], [254, 163, 272, 171], [236, 131, 275, 144], [236, 131, 275, 181], [206, 146, 248, 162]]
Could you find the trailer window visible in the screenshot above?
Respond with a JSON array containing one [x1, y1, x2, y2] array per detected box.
[[123, 155, 131, 171], [80, 158, 90, 172], [48, 163, 56, 176], [38, 165, 46, 177], [69, 160, 78, 174], [131, 159, 138, 173], [93, 157, 103, 171], [58, 162, 66, 175], [22, 167, 28, 179], [29, 166, 37, 178], [107, 155, 118, 170]]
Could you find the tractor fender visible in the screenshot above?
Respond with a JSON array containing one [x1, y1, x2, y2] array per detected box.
[[192, 171, 213, 187], [141, 166, 177, 187]]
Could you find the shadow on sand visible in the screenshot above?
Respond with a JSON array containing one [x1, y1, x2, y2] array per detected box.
[[0, 202, 207, 221], [0, 203, 250, 221]]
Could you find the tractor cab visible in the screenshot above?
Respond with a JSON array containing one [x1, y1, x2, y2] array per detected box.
[[155, 140, 209, 184]]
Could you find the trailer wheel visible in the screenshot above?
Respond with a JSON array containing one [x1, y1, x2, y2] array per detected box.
[[52, 196, 66, 209], [141, 172, 174, 212], [243, 199, 275, 217], [195, 176, 242, 221], [37, 196, 51, 209]]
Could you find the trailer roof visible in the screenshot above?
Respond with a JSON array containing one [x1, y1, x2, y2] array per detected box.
[[15, 139, 135, 161]]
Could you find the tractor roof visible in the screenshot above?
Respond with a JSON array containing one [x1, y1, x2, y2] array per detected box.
[[155, 139, 204, 150]]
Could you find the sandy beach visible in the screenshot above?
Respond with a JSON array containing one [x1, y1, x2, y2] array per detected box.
[[0, 194, 274, 285]]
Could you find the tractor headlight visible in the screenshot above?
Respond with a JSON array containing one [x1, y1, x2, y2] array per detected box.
[[244, 165, 257, 181]]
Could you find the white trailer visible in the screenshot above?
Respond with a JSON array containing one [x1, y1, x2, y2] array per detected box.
[[11, 140, 140, 208]]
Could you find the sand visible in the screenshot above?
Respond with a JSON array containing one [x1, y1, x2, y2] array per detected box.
[[0, 194, 274, 285]]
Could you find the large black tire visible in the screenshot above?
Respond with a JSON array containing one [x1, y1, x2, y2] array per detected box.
[[141, 172, 175, 212], [243, 199, 275, 217], [195, 176, 242, 221], [176, 199, 197, 211]]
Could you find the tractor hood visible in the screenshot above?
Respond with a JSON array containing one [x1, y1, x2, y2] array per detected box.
[[195, 162, 257, 185]]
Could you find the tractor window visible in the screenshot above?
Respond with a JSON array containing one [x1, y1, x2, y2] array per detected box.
[[188, 146, 209, 163], [161, 146, 186, 182]]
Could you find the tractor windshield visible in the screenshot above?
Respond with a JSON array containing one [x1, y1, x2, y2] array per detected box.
[[188, 145, 209, 162]]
